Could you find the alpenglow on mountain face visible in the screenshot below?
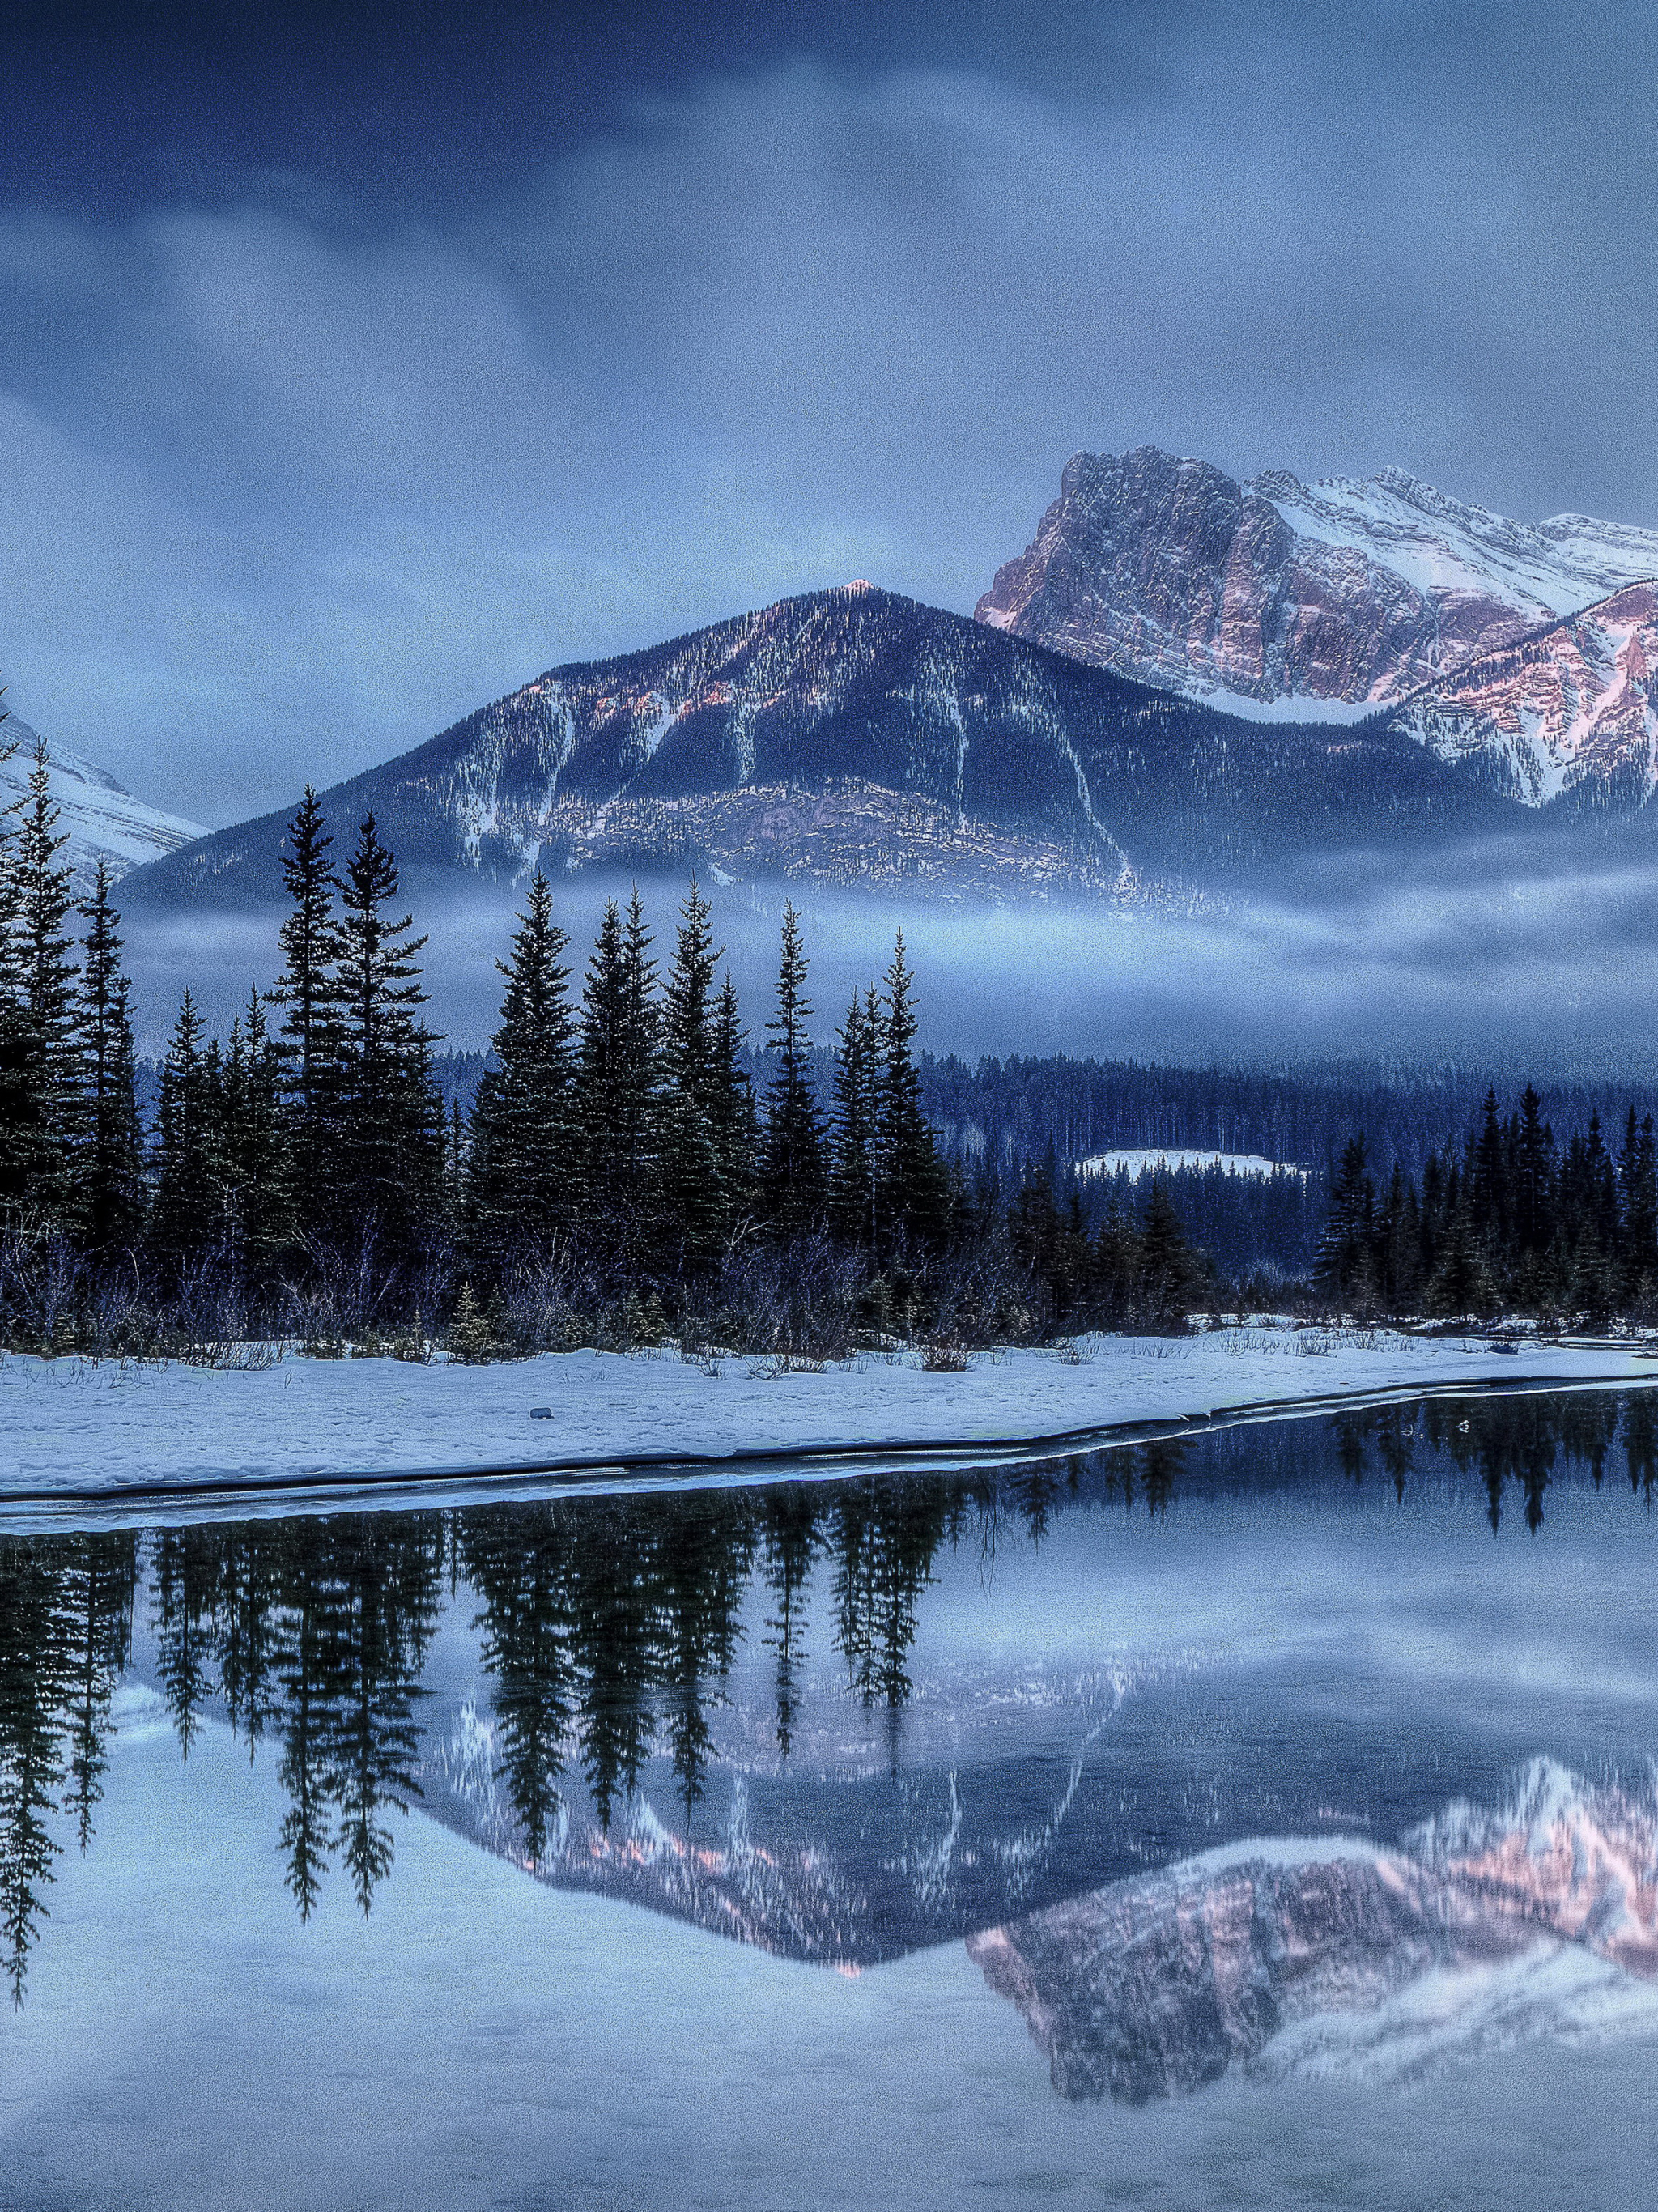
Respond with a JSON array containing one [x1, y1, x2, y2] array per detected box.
[[121, 585, 1515, 911], [0, 714, 207, 893], [978, 447, 1658, 806]]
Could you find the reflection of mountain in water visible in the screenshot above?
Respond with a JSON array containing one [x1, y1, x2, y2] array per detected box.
[[414, 1678, 1129, 1964], [7, 1387, 1658, 2009], [969, 1761, 1658, 2103]]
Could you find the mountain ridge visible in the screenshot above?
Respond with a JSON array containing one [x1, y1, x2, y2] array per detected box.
[[0, 713, 207, 893], [121, 582, 1516, 912]]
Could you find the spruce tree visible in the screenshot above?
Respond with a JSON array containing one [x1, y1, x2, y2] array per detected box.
[[0, 701, 29, 1219], [757, 904, 826, 1241], [77, 864, 144, 1253], [4, 745, 82, 1227], [466, 873, 579, 1263], [330, 817, 445, 1265], [148, 992, 227, 1274], [829, 988, 880, 1249], [1316, 1135, 1376, 1308], [657, 883, 729, 1263], [575, 893, 661, 1251], [1138, 1181, 1205, 1326], [221, 993, 295, 1274], [875, 933, 949, 1249], [707, 973, 758, 1233], [271, 787, 343, 1226]]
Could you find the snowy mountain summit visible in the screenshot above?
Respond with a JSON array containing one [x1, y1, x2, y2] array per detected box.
[[978, 447, 1658, 804], [0, 713, 207, 892]]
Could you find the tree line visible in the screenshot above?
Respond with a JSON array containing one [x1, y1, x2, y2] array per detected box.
[[0, 740, 1210, 1353], [1317, 1086, 1658, 1321]]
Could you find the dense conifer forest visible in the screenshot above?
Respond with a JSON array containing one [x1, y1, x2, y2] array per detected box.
[[7, 713, 1658, 1349], [0, 740, 1209, 1356]]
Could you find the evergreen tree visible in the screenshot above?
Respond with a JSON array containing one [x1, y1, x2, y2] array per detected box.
[[1315, 1136, 1376, 1308], [270, 788, 342, 1227], [76, 864, 144, 1253], [147, 991, 227, 1274], [330, 817, 446, 1264], [657, 883, 729, 1263], [829, 988, 881, 1249], [575, 894, 661, 1251], [2, 746, 82, 1227], [1620, 1109, 1658, 1304], [707, 973, 758, 1234], [466, 873, 579, 1263], [757, 904, 826, 1240], [875, 933, 949, 1249], [220, 993, 295, 1272], [1137, 1181, 1206, 1325]]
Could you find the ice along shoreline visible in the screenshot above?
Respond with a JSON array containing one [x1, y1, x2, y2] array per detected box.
[[2, 1326, 1656, 1521]]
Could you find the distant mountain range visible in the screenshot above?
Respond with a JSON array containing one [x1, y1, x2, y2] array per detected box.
[[122, 583, 1517, 912], [0, 712, 206, 895], [104, 447, 1658, 911]]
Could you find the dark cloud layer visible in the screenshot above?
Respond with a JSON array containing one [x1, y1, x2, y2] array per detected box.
[[2, 1, 1656, 855]]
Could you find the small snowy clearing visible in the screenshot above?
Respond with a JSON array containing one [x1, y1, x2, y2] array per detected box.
[[0, 1329, 1651, 1501], [1078, 1149, 1306, 1180]]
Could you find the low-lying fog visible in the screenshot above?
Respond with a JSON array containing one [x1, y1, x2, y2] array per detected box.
[[120, 827, 1658, 1078]]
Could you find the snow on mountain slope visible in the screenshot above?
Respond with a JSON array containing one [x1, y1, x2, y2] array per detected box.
[[1385, 582, 1658, 806], [1, 712, 207, 891], [978, 447, 1658, 708], [978, 446, 1658, 810]]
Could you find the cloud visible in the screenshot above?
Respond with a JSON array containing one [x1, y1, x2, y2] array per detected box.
[[1, 22, 1656, 831]]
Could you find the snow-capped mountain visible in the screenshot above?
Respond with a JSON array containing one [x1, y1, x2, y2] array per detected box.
[[0, 712, 207, 894], [971, 1759, 1658, 2103], [121, 584, 1511, 910], [978, 447, 1658, 806], [978, 445, 1658, 713]]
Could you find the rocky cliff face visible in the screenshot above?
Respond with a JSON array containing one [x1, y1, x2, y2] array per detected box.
[[977, 449, 1658, 806], [124, 584, 1510, 910], [1384, 582, 1658, 806]]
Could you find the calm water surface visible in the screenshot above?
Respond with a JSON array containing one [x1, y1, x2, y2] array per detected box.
[[6, 1389, 1658, 2209]]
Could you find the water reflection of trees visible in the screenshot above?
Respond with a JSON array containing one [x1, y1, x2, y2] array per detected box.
[[5, 1387, 1658, 1998]]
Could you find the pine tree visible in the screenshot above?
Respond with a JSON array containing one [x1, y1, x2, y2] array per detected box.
[[466, 873, 579, 1264], [330, 817, 446, 1265], [1316, 1135, 1376, 1308], [270, 788, 342, 1227], [757, 904, 826, 1241], [148, 992, 227, 1274], [707, 973, 758, 1234], [0, 700, 30, 1218], [657, 883, 729, 1263], [875, 933, 949, 1249], [76, 864, 144, 1253], [829, 988, 880, 1249], [1620, 1109, 1658, 1304], [1138, 1181, 1206, 1327], [575, 894, 661, 1251], [221, 993, 295, 1272], [2, 746, 83, 1227]]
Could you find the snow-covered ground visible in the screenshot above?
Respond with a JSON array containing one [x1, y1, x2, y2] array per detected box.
[[1, 1328, 1652, 1503]]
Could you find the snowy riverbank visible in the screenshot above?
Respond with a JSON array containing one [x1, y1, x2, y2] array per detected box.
[[2, 1327, 1654, 1502]]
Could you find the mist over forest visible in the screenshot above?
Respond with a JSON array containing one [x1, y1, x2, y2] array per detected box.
[[120, 833, 1658, 1078]]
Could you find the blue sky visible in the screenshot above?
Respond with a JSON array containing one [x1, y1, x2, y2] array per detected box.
[[3, 0, 1656, 827]]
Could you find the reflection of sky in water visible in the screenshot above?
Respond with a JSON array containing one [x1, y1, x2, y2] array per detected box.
[[8, 1392, 1658, 2207]]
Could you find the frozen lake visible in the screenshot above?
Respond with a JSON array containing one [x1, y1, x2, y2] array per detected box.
[[6, 1388, 1658, 2209]]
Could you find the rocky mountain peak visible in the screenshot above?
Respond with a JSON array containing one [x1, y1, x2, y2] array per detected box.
[[978, 445, 1658, 804]]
